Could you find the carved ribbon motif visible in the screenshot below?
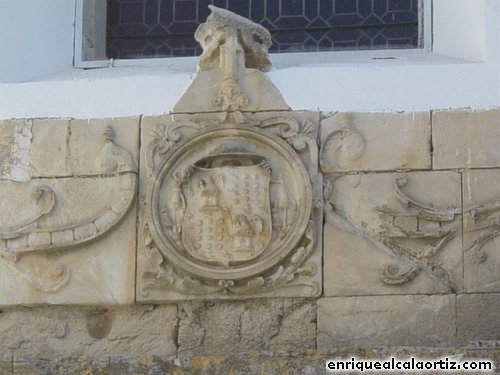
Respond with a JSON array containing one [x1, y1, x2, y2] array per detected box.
[[0, 126, 137, 293], [326, 174, 500, 292]]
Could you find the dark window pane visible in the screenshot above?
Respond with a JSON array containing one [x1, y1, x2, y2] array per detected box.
[[106, 0, 420, 59]]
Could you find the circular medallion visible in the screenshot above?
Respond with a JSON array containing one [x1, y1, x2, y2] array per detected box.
[[147, 126, 312, 280]]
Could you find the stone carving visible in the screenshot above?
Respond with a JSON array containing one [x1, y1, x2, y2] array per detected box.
[[139, 8, 320, 300], [375, 177, 461, 289], [325, 175, 500, 292], [179, 154, 272, 265], [172, 6, 289, 114], [141, 115, 321, 299], [192, 5, 272, 118], [320, 112, 431, 173], [195, 5, 272, 73], [320, 114, 365, 173], [321, 128, 364, 172], [0, 126, 137, 293]]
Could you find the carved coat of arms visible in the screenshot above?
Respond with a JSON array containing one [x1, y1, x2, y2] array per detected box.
[[181, 154, 272, 265]]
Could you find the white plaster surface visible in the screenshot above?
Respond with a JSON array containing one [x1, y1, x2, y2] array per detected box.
[[0, 53, 498, 119], [0, 0, 498, 117], [0, 0, 75, 83]]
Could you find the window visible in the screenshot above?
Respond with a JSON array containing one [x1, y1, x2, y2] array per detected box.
[[76, 0, 426, 64]]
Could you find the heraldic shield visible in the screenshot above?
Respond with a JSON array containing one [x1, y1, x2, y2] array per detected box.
[[181, 154, 272, 266]]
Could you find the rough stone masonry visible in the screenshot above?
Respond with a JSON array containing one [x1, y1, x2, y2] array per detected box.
[[0, 6, 498, 374]]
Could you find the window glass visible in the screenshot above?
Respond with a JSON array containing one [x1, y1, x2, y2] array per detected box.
[[107, 0, 420, 59]]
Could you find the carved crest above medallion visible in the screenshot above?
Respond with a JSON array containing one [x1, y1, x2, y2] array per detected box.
[[137, 6, 322, 301]]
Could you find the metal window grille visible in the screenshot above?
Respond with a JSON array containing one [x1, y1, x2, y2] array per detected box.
[[107, 0, 421, 59]]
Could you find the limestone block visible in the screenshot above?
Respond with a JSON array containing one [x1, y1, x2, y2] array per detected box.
[[0, 305, 177, 359], [137, 111, 322, 301], [317, 295, 456, 348], [457, 293, 500, 345], [0, 355, 11, 375], [0, 175, 136, 305], [173, 69, 290, 113], [324, 171, 463, 296], [0, 115, 138, 305], [4, 117, 139, 180], [30, 118, 70, 178], [0, 121, 15, 175], [0, 119, 31, 182], [463, 169, 500, 293], [320, 112, 431, 173], [464, 171, 500, 284], [433, 109, 500, 169], [177, 299, 316, 357], [68, 117, 139, 175]]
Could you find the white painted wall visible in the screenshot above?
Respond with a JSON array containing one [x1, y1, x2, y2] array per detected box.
[[0, 0, 498, 119], [0, 0, 75, 83]]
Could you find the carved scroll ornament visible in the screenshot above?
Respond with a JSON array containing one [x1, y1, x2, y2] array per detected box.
[[325, 175, 500, 292], [0, 126, 137, 293]]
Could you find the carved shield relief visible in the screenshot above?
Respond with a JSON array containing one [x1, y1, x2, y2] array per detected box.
[[181, 154, 272, 265]]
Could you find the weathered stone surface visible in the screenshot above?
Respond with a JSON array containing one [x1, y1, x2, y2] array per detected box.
[[30, 118, 70, 177], [173, 6, 289, 113], [0, 116, 138, 305], [457, 293, 500, 345], [433, 109, 500, 169], [0, 119, 31, 182], [13, 358, 110, 375], [139, 9, 319, 302], [4, 117, 139, 179], [173, 70, 290, 114], [2, 347, 499, 375], [0, 120, 16, 179], [320, 112, 431, 173], [0, 175, 136, 305], [138, 111, 322, 301], [68, 117, 139, 175], [324, 171, 463, 295], [177, 299, 316, 357], [465, 348, 500, 375], [317, 295, 456, 347], [463, 169, 500, 293], [0, 355, 12, 375], [0, 305, 177, 359], [14, 347, 500, 375]]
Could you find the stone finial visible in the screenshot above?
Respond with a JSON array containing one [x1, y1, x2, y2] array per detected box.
[[195, 5, 272, 72], [172, 6, 289, 114]]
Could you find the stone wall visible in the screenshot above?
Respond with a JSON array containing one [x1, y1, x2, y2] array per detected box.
[[0, 6, 498, 374], [0, 109, 499, 374]]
